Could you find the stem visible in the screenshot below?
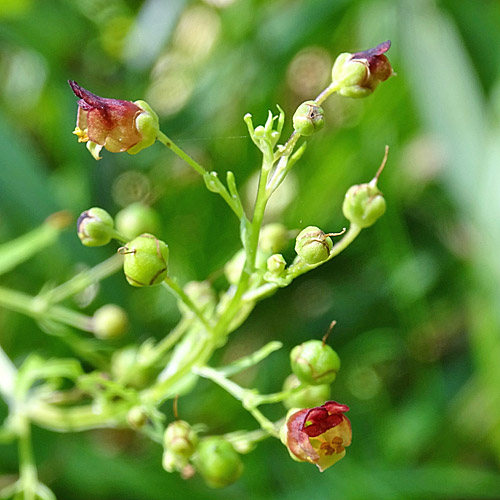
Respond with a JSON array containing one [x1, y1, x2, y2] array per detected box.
[[147, 317, 191, 366], [162, 279, 213, 333], [0, 345, 16, 405], [315, 82, 340, 105], [0, 286, 94, 332], [193, 366, 278, 436], [17, 419, 37, 500], [42, 253, 123, 304], [157, 131, 207, 176]]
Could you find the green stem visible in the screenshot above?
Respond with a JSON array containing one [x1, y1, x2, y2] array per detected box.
[[0, 345, 16, 405], [194, 366, 278, 436], [242, 224, 362, 303], [17, 419, 37, 500], [147, 317, 192, 366], [42, 253, 123, 304], [0, 286, 94, 332], [27, 400, 128, 432], [315, 82, 340, 105], [157, 131, 207, 176], [162, 279, 213, 332]]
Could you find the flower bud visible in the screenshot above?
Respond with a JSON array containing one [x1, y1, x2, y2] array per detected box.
[[115, 202, 161, 240], [77, 207, 114, 247], [162, 449, 186, 473], [267, 254, 286, 276], [194, 438, 243, 489], [69, 81, 160, 160], [290, 340, 340, 385], [292, 101, 324, 136], [178, 281, 216, 317], [295, 226, 332, 265], [259, 223, 289, 253], [127, 406, 148, 429], [111, 345, 154, 388], [331, 41, 394, 98], [342, 181, 386, 228], [120, 233, 169, 287], [163, 420, 198, 459], [282, 374, 331, 410], [282, 401, 352, 471], [92, 304, 128, 339], [224, 249, 267, 285]]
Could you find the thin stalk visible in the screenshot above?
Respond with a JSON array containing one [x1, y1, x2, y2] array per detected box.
[[43, 253, 123, 304], [0, 286, 94, 332], [162, 279, 213, 333]]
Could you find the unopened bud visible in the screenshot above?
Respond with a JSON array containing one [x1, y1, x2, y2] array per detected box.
[[127, 406, 148, 429], [295, 226, 332, 265], [120, 233, 169, 287], [293, 101, 324, 136], [194, 438, 243, 489], [267, 254, 286, 275], [93, 304, 128, 339], [115, 202, 160, 240], [163, 420, 198, 459], [343, 181, 386, 228], [77, 207, 114, 247], [178, 281, 216, 317], [282, 374, 331, 410], [259, 223, 289, 253], [290, 340, 341, 385]]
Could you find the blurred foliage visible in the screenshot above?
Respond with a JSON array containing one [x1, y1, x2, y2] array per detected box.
[[2, 0, 500, 498]]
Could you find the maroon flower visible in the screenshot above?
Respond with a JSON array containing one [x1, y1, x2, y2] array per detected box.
[[285, 401, 352, 471], [332, 41, 394, 98], [69, 81, 159, 160]]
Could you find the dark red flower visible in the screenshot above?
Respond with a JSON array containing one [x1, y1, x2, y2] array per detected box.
[[69, 81, 159, 160], [285, 400, 352, 471], [331, 41, 394, 98]]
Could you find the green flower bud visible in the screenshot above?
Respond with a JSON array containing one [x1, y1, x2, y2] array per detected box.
[[292, 100, 324, 136], [195, 438, 243, 489], [295, 226, 333, 265], [92, 304, 128, 339], [120, 233, 169, 287], [290, 340, 341, 385], [342, 181, 386, 228], [115, 202, 161, 240], [111, 345, 153, 388], [162, 449, 186, 473], [127, 406, 148, 429], [224, 249, 267, 285], [282, 374, 331, 410], [163, 420, 198, 458], [77, 207, 114, 247], [178, 281, 216, 317], [267, 254, 286, 276], [259, 223, 289, 253]]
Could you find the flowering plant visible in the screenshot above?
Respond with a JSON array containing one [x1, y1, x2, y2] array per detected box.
[[0, 40, 393, 497]]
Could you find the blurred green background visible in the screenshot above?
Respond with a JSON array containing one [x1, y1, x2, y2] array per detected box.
[[2, 0, 500, 498]]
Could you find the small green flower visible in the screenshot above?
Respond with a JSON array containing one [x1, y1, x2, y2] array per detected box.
[[290, 340, 341, 385], [120, 233, 169, 287], [77, 207, 114, 247], [292, 101, 325, 136]]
